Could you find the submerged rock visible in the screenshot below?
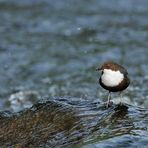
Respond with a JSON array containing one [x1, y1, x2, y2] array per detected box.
[[0, 99, 148, 147], [0, 100, 80, 147]]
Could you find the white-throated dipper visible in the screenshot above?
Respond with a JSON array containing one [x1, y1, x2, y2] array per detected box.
[[96, 61, 130, 107]]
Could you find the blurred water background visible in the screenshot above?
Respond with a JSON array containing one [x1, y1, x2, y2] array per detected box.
[[0, 0, 148, 147]]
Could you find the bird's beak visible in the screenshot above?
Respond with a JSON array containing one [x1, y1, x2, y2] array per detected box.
[[96, 67, 102, 71]]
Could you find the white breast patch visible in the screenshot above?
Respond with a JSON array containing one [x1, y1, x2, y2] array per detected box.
[[101, 69, 124, 87]]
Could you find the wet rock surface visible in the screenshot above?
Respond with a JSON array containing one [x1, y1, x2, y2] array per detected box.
[[0, 99, 148, 147]]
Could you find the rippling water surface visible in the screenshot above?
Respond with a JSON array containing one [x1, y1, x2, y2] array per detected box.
[[0, 0, 148, 147]]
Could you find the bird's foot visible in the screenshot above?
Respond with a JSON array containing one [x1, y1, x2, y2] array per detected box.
[[119, 101, 123, 106], [106, 100, 113, 108]]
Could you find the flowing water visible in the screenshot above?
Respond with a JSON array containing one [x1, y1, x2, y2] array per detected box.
[[0, 0, 148, 147]]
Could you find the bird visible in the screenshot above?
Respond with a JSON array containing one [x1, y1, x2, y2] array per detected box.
[[96, 61, 130, 108]]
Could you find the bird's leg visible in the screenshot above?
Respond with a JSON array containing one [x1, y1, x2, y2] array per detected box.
[[119, 91, 123, 104], [106, 91, 111, 108]]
